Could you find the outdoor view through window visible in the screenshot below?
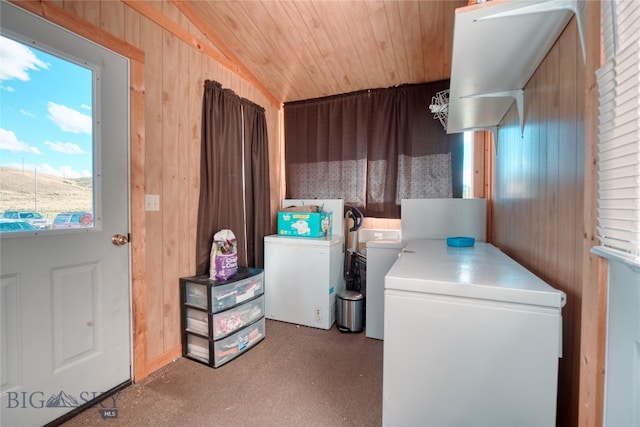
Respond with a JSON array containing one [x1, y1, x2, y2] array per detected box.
[[0, 35, 94, 234]]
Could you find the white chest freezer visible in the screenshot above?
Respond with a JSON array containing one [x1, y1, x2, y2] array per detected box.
[[264, 235, 345, 330], [382, 239, 566, 427]]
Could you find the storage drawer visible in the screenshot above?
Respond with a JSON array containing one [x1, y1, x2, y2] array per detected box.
[[183, 269, 264, 312], [187, 295, 265, 339], [185, 334, 211, 363], [214, 317, 265, 366], [213, 294, 265, 340], [185, 307, 208, 335], [185, 317, 265, 367]]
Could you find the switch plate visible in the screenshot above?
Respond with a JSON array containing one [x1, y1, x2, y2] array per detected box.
[[145, 194, 160, 211]]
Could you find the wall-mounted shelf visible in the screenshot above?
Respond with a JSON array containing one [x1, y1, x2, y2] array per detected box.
[[446, 0, 585, 135]]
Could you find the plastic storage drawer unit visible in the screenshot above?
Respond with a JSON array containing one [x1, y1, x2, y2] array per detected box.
[[180, 267, 265, 368]]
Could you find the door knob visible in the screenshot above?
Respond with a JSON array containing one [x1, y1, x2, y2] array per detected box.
[[111, 234, 129, 246]]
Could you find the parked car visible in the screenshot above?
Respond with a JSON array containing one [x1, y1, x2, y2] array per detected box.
[[2, 210, 51, 229], [0, 218, 38, 233], [52, 211, 94, 229]]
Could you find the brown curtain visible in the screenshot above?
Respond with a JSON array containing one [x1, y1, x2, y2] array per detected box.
[[284, 80, 463, 219], [284, 91, 370, 206], [196, 80, 271, 275], [367, 87, 400, 217], [241, 98, 271, 268]]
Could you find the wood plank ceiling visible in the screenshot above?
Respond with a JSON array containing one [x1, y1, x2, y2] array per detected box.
[[176, 0, 468, 105]]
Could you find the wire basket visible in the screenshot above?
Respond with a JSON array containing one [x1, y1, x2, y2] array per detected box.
[[429, 89, 449, 130]]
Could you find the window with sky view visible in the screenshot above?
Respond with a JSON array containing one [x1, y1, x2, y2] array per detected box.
[[0, 34, 95, 232]]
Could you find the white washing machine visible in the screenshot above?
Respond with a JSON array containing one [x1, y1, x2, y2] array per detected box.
[[365, 239, 405, 340]]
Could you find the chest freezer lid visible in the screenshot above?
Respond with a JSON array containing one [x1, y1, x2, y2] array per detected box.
[[264, 234, 344, 246], [385, 239, 566, 309]]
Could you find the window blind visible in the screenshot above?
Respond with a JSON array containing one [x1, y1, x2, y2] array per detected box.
[[596, 0, 640, 266]]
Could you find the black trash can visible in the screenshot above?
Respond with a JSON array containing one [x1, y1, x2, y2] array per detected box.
[[336, 290, 364, 333]]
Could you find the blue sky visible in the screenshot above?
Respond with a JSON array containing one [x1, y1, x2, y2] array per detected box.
[[0, 34, 93, 178]]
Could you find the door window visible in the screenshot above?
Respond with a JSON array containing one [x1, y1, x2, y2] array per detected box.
[[0, 35, 95, 234]]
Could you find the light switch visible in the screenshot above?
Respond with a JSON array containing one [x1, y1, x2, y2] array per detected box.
[[145, 194, 160, 211]]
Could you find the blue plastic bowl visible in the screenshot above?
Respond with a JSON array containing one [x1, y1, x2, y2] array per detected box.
[[446, 236, 475, 247]]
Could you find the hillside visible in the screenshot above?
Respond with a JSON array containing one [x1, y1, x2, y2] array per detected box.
[[0, 166, 92, 221]]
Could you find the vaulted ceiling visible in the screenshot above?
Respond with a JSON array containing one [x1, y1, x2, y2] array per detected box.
[[175, 0, 468, 105]]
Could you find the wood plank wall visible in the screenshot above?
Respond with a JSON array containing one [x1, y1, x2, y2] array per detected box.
[[14, 0, 283, 381], [492, 17, 585, 427], [124, 0, 283, 376]]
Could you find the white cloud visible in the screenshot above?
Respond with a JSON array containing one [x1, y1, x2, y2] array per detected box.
[[47, 102, 92, 134], [35, 163, 88, 178], [3, 161, 91, 178], [81, 104, 92, 111], [35, 163, 66, 176], [19, 109, 35, 118], [0, 36, 49, 81], [1, 84, 16, 92], [0, 128, 42, 154], [44, 140, 86, 154], [58, 165, 84, 178], [3, 161, 34, 172]]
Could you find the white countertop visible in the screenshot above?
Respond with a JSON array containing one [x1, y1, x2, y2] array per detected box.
[[386, 239, 566, 309]]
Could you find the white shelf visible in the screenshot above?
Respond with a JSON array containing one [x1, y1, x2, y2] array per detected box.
[[446, 0, 585, 134]]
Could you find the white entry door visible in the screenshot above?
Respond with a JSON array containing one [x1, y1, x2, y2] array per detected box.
[[0, 3, 131, 426]]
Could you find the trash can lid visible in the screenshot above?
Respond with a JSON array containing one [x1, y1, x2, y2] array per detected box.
[[337, 290, 364, 301]]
